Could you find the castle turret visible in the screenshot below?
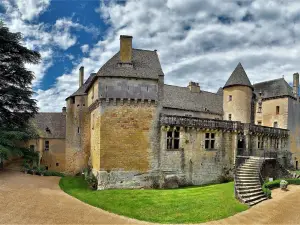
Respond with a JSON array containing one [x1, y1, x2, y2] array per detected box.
[[223, 63, 253, 123]]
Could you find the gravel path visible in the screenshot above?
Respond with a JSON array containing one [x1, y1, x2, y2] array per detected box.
[[1, 169, 300, 225]]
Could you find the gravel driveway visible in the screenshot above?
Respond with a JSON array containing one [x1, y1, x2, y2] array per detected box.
[[1, 169, 300, 225]]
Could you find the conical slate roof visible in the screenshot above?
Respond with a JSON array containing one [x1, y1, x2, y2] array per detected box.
[[224, 63, 253, 89]]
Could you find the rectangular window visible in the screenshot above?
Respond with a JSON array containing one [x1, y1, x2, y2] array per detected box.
[[276, 106, 280, 115], [257, 121, 262, 125], [205, 133, 216, 149], [228, 114, 232, 121], [274, 139, 279, 149], [77, 127, 80, 134], [44, 141, 49, 151], [92, 113, 94, 130], [71, 97, 75, 104], [273, 121, 278, 128], [166, 127, 180, 150], [29, 145, 35, 151], [258, 137, 264, 149], [56, 163, 59, 167], [92, 85, 95, 99], [229, 95, 232, 101]]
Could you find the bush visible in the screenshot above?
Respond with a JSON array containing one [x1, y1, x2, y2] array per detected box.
[[86, 173, 98, 190], [44, 171, 65, 177], [36, 166, 46, 175], [263, 178, 300, 198]]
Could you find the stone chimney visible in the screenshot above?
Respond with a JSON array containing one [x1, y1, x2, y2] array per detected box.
[[188, 81, 200, 93], [293, 73, 299, 98], [62, 107, 66, 115], [120, 35, 133, 63], [79, 66, 84, 87]]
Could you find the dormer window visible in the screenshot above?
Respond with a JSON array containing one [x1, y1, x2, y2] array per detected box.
[[45, 127, 51, 133]]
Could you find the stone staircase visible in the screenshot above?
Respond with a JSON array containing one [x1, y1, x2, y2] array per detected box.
[[235, 157, 268, 206]]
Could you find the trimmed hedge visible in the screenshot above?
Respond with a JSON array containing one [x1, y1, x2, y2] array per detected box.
[[44, 171, 65, 177], [263, 179, 300, 198]]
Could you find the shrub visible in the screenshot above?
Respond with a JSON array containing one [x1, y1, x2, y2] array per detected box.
[[86, 173, 98, 190], [36, 166, 46, 175], [263, 178, 300, 198], [44, 171, 65, 177]]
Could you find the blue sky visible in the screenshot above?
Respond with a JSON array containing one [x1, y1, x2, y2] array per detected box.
[[1, 0, 300, 111]]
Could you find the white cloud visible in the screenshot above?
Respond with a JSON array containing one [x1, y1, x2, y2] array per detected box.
[[21, 0, 300, 111], [15, 0, 50, 21], [81, 44, 89, 53]]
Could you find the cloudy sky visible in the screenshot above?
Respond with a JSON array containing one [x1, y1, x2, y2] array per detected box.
[[1, 0, 300, 112]]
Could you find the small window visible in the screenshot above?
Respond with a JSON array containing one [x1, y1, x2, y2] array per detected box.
[[274, 139, 279, 149], [276, 106, 280, 115], [44, 141, 49, 151], [257, 121, 262, 125], [228, 114, 232, 121], [166, 127, 180, 150], [229, 95, 232, 101], [45, 166, 48, 170], [92, 113, 94, 130], [56, 163, 59, 167], [29, 145, 35, 151], [205, 133, 215, 149], [274, 121, 278, 128], [71, 97, 75, 104], [92, 85, 95, 99], [258, 136, 264, 149]]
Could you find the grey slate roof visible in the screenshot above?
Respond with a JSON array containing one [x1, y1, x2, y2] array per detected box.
[[216, 87, 223, 95], [253, 78, 294, 99], [163, 85, 223, 114], [96, 49, 164, 79], [224, 63, 253, 89], [31, 113, 66, 139], [66, 73, 96, 100]]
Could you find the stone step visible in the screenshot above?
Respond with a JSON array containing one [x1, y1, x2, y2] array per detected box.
[[248, 197, 268, 206], [236, 176, 260, 180], [238, 168, 258, 172], [240, 190, 264, 198], [236, 173, 259, 177], [241, 164, 260, 168], [243, 194, 267, 203], [236, 186, 262, 191], [236, 181, 261, 186], [238, 187, 263, 194]]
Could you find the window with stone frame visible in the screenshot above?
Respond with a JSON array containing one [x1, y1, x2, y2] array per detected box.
[[229, 95, 232, 101], [228, 114, 232, 121], [205, 132, 215, 149], [276, 106, 280, 115], [44, 141, 49, 151], [29, 145, 35, 151], [257, 101, 262, 113], [166, 127, 180, 150], [257, 120, 262, 125], [258, 136, 264, 149], [274, 139, 279, 149], [273, 121, 278, 128]]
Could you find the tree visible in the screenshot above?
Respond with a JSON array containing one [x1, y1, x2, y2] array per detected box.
[[0, 23, 40, 166], [0, 23, 40, 129]]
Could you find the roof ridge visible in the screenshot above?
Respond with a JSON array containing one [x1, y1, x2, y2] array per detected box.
[[133, 48, 156, 52], [253, 77, 284, 86]]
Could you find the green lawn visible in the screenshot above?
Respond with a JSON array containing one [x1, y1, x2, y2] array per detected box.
[[59, 177, 248, 224], [295, 171, 300, 175]]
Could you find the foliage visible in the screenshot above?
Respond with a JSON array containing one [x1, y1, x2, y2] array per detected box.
[[0, 23, 40, 129], [59, 177, 248, 224], [0, 23, 40, 165], [44, 171, 65, 177], [263, 179, 300, 198], [85, 173, 98, 190], [36, 166, 46, 175]]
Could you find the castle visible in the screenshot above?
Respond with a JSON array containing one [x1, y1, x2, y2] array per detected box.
[[27, 35, 300, 190]]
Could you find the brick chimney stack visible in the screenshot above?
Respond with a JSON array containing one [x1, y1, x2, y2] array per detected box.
[[293, 73, 299, 98], [120, 35, 133, 63], [188, 81, 200, 93], [79, 66, 84, 87]]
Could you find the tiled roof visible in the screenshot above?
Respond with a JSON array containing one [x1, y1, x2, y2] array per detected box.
[[224, 63, 253, 89], [31, 113, 66, 139], [96, 49, 164, 79], [66, 73, 96, 100], [253, 78, 294, 99], [163, 85, 223, 114]]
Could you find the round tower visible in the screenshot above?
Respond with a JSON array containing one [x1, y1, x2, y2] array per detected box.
[[223, 63, 253, 123]]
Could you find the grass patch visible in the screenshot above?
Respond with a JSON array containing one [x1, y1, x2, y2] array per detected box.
[[262, 178, 300, 199], [59, 176, 248, 224]]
